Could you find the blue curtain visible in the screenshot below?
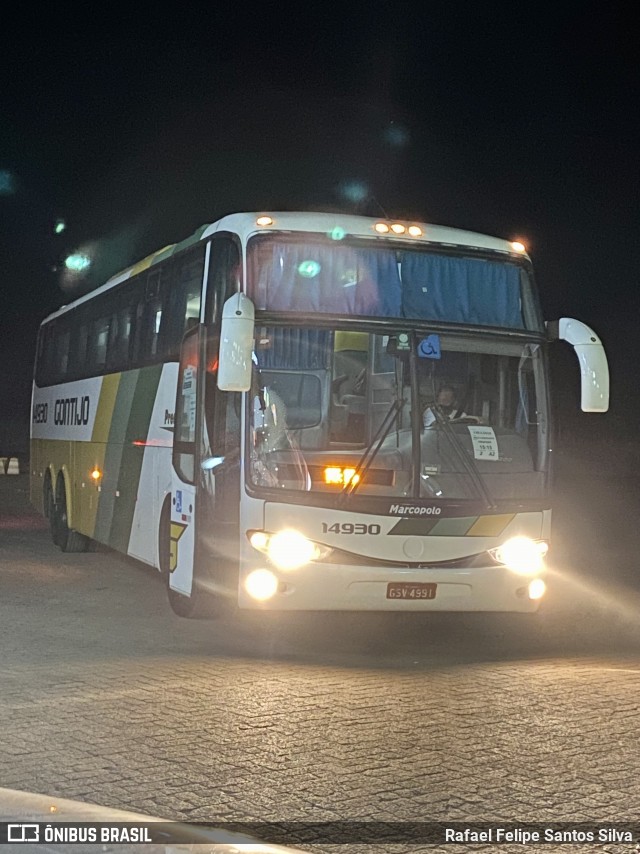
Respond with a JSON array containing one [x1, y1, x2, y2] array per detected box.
[[400, 253, 523, 328], [256, 327, 330, 370], [250, 242, 524, 328], [252, 243, 402, 317]]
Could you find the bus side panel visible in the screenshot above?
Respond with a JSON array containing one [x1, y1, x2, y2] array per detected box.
[[31, 366, 174, 556], [92, 364, 163, 555], [128, 363, 178, 567], [30, 376, 105, 532]]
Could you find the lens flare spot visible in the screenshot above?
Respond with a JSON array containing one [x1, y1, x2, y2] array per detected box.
[[339, 180, 369, 203], [65, 253, 92, 272], [298, 260, 321, 278], [0, 170, 16, 195]]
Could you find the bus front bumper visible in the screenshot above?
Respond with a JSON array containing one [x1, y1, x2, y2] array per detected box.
[[238, 563, 544, 613]]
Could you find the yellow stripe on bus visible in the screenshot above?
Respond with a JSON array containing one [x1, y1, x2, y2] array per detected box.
[[91, 374, 121, 443], [129, 245, 175, 276], [465, 514, 515, 537], [72, 374, 122, 536]]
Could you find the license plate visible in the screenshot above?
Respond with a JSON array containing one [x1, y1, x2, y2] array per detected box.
[[386, 582, 437, 600]]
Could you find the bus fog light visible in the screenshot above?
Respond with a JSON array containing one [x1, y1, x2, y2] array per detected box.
[[528, 578, 546, 600], [489, 536, 548, 575], [245, 569, 278, 601]]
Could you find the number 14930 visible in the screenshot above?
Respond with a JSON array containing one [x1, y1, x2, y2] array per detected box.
[[321, 522, 381, 535]]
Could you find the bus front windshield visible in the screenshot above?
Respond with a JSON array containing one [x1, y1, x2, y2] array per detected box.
[[248, 327, 549, 505]]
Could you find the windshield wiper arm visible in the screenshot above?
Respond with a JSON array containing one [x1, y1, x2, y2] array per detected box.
[[431, 407, 496, 510], [337, 398, 404, 506]]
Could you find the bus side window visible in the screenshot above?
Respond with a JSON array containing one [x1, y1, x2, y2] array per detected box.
[[89, 314, 111, 374], [165, 249, 204, 357], [75, 316, 89, 374], [55, 327, 71, 379], [133, 270, 164, 364], [107, 301, 134, 372], [39, 323, 58, 386], [221, 392, 241, 457], [210, 389, 241, 522], [205, 236, 242, 323]]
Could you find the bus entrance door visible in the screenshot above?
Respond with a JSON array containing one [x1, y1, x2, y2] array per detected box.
[[168, 325, 202, 612]]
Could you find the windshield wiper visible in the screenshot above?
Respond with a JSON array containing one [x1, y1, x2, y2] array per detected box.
[[431, 406, 496, 510], [337, 398, 404, 506]]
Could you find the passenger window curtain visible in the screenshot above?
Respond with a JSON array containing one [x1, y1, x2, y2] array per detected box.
[[400, 253, 523, 328], [250, 242, 525, 328], [251, 244, 402, 317], [256, 327, 330, 370]]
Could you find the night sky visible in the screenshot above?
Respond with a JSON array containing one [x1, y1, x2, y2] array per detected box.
[[1, 4, 637, 445]]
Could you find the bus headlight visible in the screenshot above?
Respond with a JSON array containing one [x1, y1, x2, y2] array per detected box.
[[245, 569, 279, 601], [489, 536, 548, 575], [249, 529, 333, 570]]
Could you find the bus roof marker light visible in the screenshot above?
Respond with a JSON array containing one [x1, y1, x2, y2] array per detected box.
[[510, 240, 526, 253], [408, 225, 423, 237], [390, 223, 406, 234], [90, 468, 101, 481], [256, 216, 274, 226], [374, 222, 389, 233]]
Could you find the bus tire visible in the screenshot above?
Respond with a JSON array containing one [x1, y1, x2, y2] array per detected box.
[[158, 495, 171, 577], [43, 472, 54, 520], [167, 582, 200, 618], [52, 475, 90, 553], [166, 552, 225, 619], [166, 564, 208, 618]]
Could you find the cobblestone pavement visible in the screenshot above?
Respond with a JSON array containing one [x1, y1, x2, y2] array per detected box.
[[1, 474, 639, 853]]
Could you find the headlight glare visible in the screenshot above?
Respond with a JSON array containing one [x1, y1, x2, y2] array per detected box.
[[245, 569, 278, 601], [528, 578, 546, 600], [249, 531, 269, 551], [489, 536, 548, 575], [268, 530, 317, 569], [248, 529, 332, 570]]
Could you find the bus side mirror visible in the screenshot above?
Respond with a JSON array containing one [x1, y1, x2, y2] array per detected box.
[[547, 317, 609, 412], [218, 293, 255, 392]]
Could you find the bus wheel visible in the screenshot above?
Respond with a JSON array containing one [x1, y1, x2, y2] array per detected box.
[[166, 563, 205, 618], [168, 579, 229, 619], [167, 581, 200, 618], [158, 495, 171, 577], [52, 476, 90, 553], [166, 556, 223, 619], [43, 473, 54, 521]]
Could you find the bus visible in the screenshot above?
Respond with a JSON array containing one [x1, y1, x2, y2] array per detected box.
[[31, 212, 609, 616]]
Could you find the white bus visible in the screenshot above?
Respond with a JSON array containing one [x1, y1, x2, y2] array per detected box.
[[31, 212, 609, 616]]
